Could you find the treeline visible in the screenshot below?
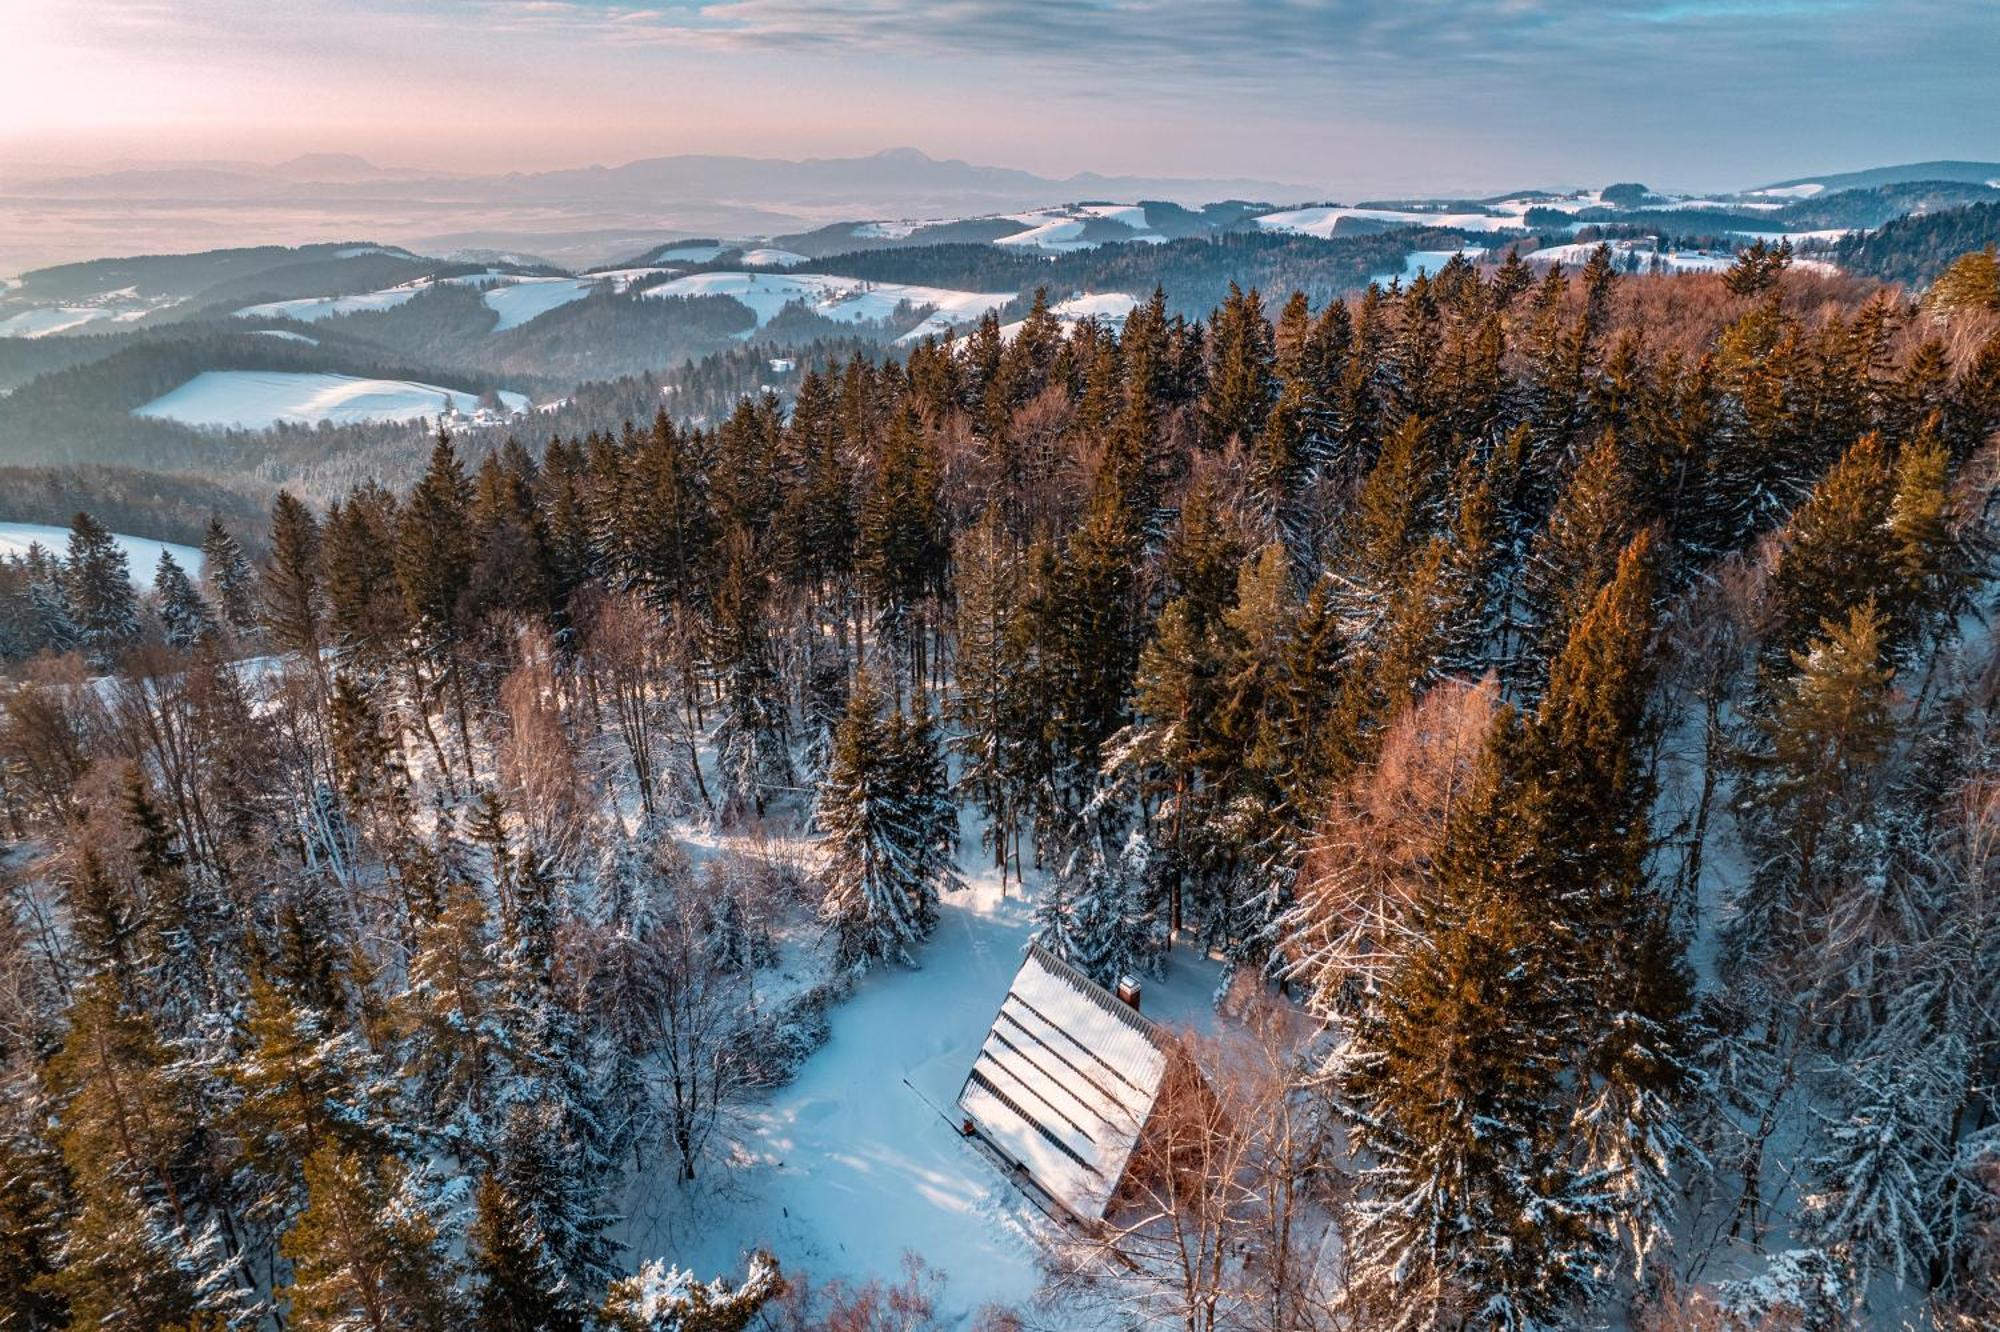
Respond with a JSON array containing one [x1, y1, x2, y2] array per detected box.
[[0, 248, 1997, 1329], [0, 464, 269, 548], [1835, 200, 2000, 287], [799, 229, 1471, 315]]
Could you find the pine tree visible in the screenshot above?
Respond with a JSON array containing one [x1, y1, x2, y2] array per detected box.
[[279, 1146, 459, 1332], [1804, 1045, 1956, 1293], [709, 529, 792, 821], [599, 1251, 782, 1332], [1766, 432, 1898, 667], [153, 552, 217, 649], [263, 490, 326, 667], [198, 517, 259, 641], [1731, 601, 1898, 987], [818, 671, 961, 969], [64, 512, 139, 667], [41, 974, 214, 1330], [467, 1171, 582, 1332]]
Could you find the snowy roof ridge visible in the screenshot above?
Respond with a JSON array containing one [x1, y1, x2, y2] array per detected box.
[[1023, 937, 1164, 1047], [958, 940, 1173, 1221]]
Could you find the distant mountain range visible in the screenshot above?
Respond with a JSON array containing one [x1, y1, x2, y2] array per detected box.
[[2, 148, 1996, 278]]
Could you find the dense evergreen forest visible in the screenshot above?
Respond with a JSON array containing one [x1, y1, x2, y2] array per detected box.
[[1, 243, 1998, 1331], [1835, 203, 2000, 287]]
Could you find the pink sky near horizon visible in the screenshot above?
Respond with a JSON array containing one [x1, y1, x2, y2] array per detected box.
[[2, 0, 1995, 198]]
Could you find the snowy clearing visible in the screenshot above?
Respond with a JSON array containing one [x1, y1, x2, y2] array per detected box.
[[736, 248, 809, 268], [249, 328, 319, 344], [475, 275, 600, 331], [0, 521, 201, 582], [625, 841, 1223, 1320], [641, 271, 1015, 343], [1253, 204, 1527, 238], [998, 290, 1139, 341], [134, 370, 527, 429], [1371, 247, 1489, 287], [236, 270, 595, 332], [0, 305, 122, 338]]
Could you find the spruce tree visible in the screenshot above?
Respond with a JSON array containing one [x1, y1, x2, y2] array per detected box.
[[153, 552, 217, 649], [817, 671, 961, 969], [64, 512, 139, 667], [279, 1146, 459, 1332], [467, 1171, 582, 1332], [198, 517, 259, 641]]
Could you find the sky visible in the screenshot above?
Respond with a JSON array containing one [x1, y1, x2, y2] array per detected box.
[[1, 0, 1995, 195]]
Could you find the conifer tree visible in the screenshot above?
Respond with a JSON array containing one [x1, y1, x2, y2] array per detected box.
[[467, 1171, 582, 1332], [198, 517, 259, 641], [709, 529, 792, 821], [263, 490, 326, 669], [599, 1251, 782, 1332], [153, 552, 216, 649], [1731, 601, 1898, 988], [63, 511, 139, 667], [818, 671, 961, 969], [279, 1146, 459, 1332]]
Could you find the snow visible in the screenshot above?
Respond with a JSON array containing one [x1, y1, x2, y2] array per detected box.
[[623, 820, 1224, 1318], [736, 248, 809, 268], [133, 370, 527, 429], [249, 329, 318, 344], [1526, 239, 1737, 273], [959, 943, 1168, 1220], [0, 522, 201, 583], [996, 217, 1091, 251], [475, 275, 599, 331], [0, 306, 120, 338], [236, 283, 428, 322], [1371, 247, 1488, 287], [640, 271, 1015, 344], [998, 290, 1139, 341], [1080, 203, 1150, 229], [1749, 183, 1826, 200], [239, 271, 599, 333], [651, 243, 727, 263], [852, 220, 924, 239], [1253, 204, 1527, 237]]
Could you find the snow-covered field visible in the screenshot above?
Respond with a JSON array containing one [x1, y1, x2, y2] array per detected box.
[[1255, 203, 1533, 238], [237, 270, 599, 332], [999, 290, 1140, 340], [642, 271, 1015, 343], [476, 275, 600, 331], [736, 248, 809, 268], [134, 370, 527, 429], [0, 305, 124, 338], [1371, 247, 1489, 287], [0, 521, 201, 582]]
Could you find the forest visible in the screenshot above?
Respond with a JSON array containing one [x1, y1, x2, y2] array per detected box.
[[0, 241, 1998, 1331]]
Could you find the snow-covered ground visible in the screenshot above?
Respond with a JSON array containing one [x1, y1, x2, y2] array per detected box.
[[1254, 203, 1532, 238], [998, 290, 1140, 341], [476, 275, 600, 331], [1371, 247, 1489, 287], [249, 328, 318, 344], [641, 271, 1015, 344], [1525, 238, 1842, 277], [736, 248, 809, 268], [236, 270, 597, 332], [0, 305, 123, 338], [623, 844, 1222, 1321], [134, 370, 527, 429], [0, 521, 201, 582]]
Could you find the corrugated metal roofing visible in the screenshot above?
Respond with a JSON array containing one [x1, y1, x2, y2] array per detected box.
[[958, 941, 1169, 1220]]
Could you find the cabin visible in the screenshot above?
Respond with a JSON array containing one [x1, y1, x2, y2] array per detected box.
[[957, 941, 1172, 1224]]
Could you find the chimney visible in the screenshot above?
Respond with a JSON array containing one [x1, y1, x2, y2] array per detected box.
[[1115, 975, 1142, 1011]]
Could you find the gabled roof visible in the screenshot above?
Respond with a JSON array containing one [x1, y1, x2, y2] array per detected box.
[[958, 941, 1169, 1221]]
